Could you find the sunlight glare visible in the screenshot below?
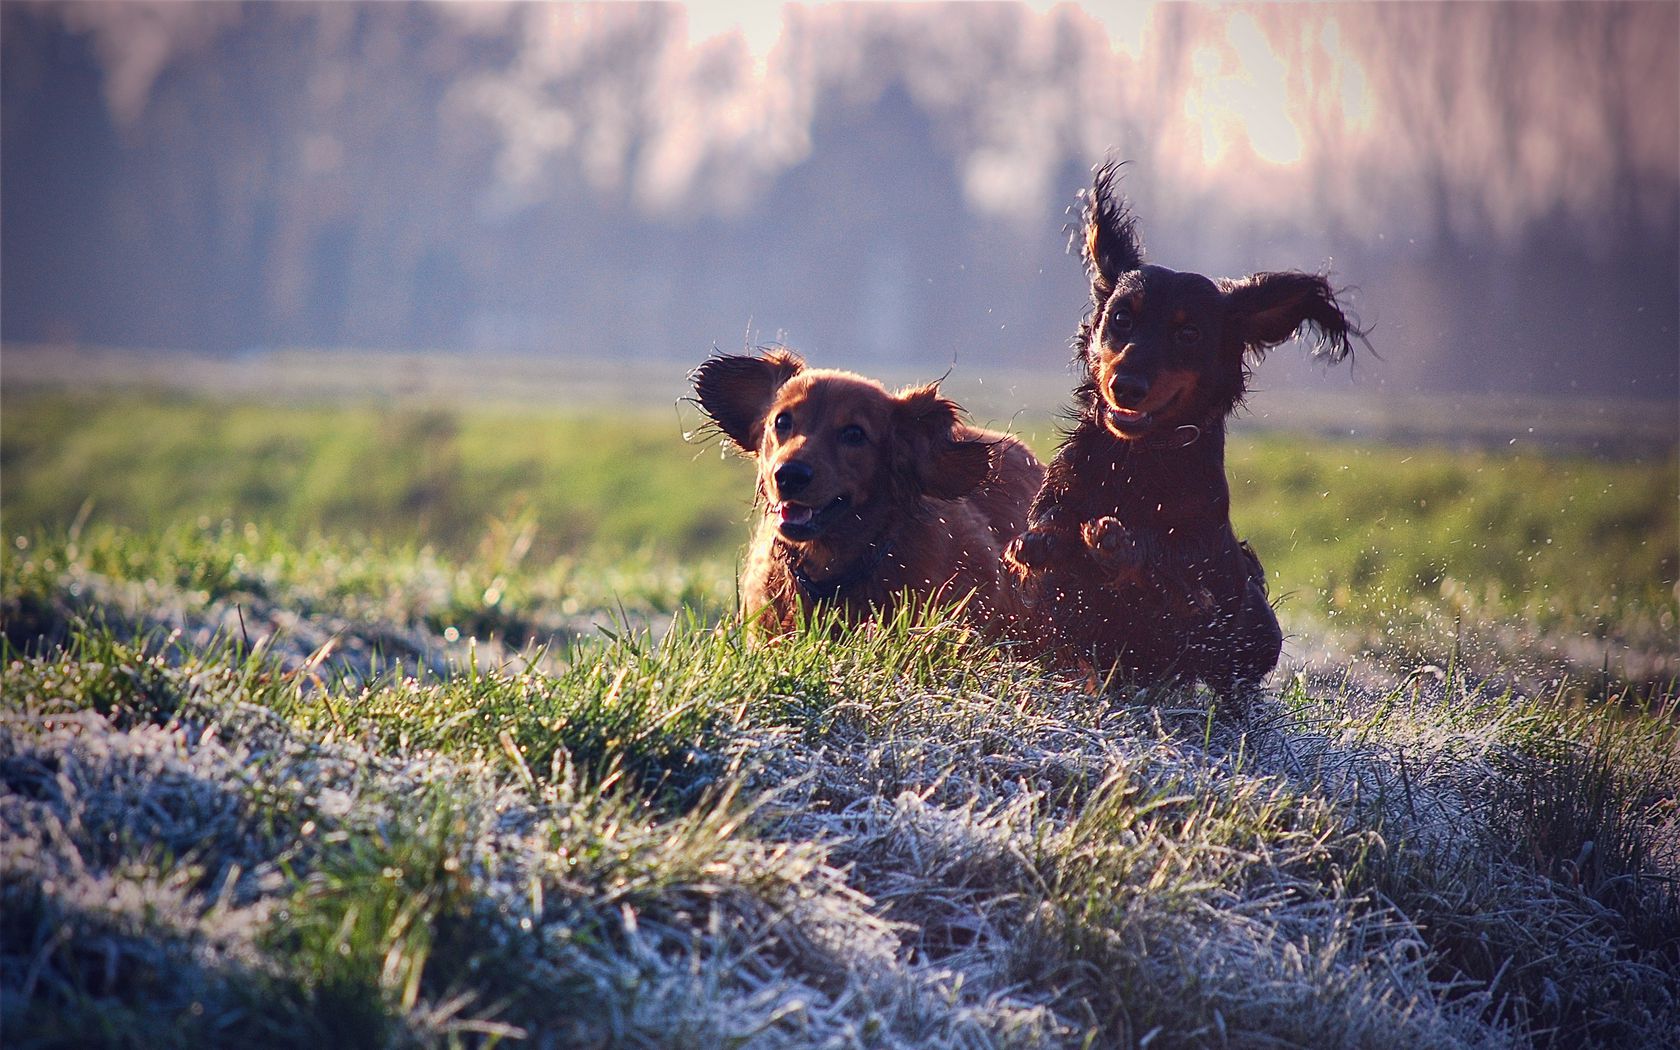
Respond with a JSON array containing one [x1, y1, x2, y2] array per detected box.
[[1184, 12, 1304, 168], [1321, 20, 1373, 133], [683, 1, 786, 79]]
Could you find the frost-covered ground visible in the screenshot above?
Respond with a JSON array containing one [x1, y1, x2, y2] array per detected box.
[[4, 531, 1677, 1049]]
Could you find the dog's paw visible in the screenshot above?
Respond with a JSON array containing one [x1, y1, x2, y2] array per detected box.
[[1082, 517, 1144, 574], [1005, 526, 1068, 572], [1082, 515, 1136, 555]]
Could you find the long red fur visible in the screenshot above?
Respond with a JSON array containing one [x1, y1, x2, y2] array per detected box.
[[691, 350, 1044, 636]]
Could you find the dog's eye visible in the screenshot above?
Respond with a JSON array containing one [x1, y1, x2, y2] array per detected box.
[[1106, 308, 1132, 335], [773, 411, 792, 436], [1176, 324, 1201, 345], [838, 424, 868, 447]]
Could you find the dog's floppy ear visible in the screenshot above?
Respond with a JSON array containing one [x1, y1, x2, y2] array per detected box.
[[1223, 271, 1360, 363], [689, 349, 804, 453], [891, 383, 993, 501], [1082, 161, 1144, 304]]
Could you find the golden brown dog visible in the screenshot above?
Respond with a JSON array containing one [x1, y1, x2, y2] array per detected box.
[[691, 349, 1044, 635]]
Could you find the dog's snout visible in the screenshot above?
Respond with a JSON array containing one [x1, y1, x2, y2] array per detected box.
[[773, 460, 814, 497], [1108, 373, 1150, 409]]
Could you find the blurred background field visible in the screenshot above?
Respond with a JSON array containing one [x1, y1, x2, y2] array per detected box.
[[5, 348, 1674, 694]]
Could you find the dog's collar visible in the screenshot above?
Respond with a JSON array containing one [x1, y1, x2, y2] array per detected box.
[[783, 539, 895, 603], [1141, 424, 1203, 450]]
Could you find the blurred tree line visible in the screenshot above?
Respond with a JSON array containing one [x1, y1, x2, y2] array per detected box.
[[2, 2, 1674, 400]]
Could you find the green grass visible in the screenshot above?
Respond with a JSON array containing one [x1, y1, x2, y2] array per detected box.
[[6, 603, 1676, 1046], [5, 387, 1674, 687], [3, 382, 1678, 1047], [0, 390, 747, 561], [1226, 438, 1677, 689]]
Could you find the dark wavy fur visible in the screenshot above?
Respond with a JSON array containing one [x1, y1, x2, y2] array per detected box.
[[1009, 162, 1368, 704]]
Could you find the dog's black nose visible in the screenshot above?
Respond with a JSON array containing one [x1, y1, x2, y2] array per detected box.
[[1109, 373, 1150, 409], [774, 460, 813, 497]]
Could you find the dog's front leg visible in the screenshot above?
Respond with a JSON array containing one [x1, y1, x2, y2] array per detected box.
[[1006, 442, 1096, 573], [1005, 506, 1088, 571]]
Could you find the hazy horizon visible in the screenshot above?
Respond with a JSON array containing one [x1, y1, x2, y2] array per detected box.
[[4, 1, 1676, 402]]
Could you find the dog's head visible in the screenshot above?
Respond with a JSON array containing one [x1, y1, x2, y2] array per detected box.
[[691, 349, 993, 543], [1075, 162, 1361, 440]]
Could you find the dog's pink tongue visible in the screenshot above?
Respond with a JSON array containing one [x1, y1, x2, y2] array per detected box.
[[778, 502, 814, 526]]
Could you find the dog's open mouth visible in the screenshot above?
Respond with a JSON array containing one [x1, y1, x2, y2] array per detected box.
[[1105, 406, 1155, 437], [1105, 391, 1179, 438], [1102, 379, 1192, 439], [775, 495, 850, 539]]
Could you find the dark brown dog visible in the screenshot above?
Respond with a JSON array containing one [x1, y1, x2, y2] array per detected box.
[[692, 349, 1044, 635], [1006, 164, 1361, 702]]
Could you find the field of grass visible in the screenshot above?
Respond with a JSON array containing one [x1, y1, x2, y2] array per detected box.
[[5, 387, 1674, 690], [3, 377, 1678, 1048]]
